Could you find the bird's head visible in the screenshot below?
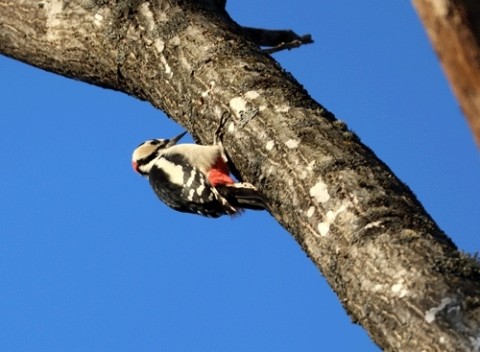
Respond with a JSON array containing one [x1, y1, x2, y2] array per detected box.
[[131, 131, 187, 175]]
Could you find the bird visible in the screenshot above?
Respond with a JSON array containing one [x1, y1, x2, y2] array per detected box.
[[131, 131, 269, 217]]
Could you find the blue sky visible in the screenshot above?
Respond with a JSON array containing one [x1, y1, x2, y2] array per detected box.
[[1, 1, 479, 351]]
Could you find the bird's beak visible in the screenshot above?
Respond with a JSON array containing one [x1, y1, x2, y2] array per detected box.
[[166, 131, 187, 147]]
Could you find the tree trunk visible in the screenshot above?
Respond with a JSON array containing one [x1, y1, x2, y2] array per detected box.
[[412, 0, 480, 148], [1, 1, 479, 350]]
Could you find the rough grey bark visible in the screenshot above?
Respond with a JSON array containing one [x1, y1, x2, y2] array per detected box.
[[412, 0, 480, 148], [1, 0, 479, 350]]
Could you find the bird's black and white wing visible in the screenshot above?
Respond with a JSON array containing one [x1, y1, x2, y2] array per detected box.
[[148, 153, 237, 217]]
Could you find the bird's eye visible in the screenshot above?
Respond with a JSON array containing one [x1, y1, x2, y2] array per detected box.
[[150, 140, 161, 146]]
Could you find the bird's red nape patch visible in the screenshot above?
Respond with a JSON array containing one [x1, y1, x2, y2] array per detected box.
[[208, 158, 234, 186], [132, 161, 139, 173]]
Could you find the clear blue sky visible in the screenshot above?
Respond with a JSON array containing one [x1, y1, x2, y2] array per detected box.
[[1, 2, 478, 351]]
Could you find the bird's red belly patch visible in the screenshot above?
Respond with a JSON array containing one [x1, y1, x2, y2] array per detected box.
[[208, 158, 234, 186]]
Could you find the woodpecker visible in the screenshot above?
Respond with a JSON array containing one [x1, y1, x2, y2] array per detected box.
[[131, 131, 269, 218]]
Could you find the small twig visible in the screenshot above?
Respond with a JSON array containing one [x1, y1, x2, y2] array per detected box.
[[241, 27, 313, 53], [261, 37, 312, 54]]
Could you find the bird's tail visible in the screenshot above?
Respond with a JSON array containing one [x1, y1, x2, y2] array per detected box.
[[216, 183, 270, 212]]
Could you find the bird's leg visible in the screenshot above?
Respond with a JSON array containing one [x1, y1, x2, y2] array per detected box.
[[211, 112, 270, 211], [211, 111, 244, 183], [213, 111, 229, 146], [206, 112, 236, 187]]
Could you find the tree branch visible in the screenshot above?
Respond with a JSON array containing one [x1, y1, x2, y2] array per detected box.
[[412, 0, 480, 148], [1, 0, 479, 350]]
